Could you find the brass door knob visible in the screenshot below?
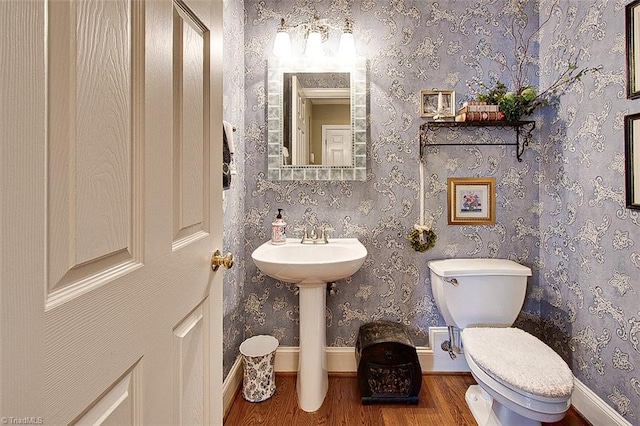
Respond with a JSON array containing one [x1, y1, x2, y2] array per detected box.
[[211, 250, 234, 271]]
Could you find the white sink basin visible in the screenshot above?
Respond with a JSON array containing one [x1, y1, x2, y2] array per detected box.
[[251, 238, 367, 284]]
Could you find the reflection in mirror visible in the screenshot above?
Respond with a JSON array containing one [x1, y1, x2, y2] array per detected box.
[[284, 72, 351, 166], [268, 57, 367, 181]]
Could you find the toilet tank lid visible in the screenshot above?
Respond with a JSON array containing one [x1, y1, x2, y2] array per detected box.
[[427, 258, 532, 277]]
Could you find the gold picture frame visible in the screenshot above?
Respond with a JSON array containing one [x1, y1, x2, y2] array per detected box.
[[447, 177, 496, 225], [420, 89, 455, 118]]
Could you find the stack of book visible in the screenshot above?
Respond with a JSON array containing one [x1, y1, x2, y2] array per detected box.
[[455, 101, 505, 122]]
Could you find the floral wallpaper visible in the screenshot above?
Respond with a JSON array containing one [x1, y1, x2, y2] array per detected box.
[[222, 0, 246, 379], [221, 0, 640, 421], [539, 0, 639, 421]]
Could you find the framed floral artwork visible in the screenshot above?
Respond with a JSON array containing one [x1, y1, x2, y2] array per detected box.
[[447, 177, 496, 225]]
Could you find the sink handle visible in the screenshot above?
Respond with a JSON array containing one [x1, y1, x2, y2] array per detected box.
[[292, 225, 307, 242], [321, 225, 334, 242]]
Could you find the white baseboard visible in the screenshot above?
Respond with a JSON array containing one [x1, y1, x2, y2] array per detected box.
[[222, 356, 243, 418], [273, 345, 298, 372], [223, 327, 630, 426], [272, 327, 470, 373], [571, 378, 632, 426]]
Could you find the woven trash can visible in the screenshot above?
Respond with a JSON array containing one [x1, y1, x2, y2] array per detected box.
[[239, 335, 279, 402]]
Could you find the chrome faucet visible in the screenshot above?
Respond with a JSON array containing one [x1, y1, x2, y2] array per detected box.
[[300, 224, 332, 244]]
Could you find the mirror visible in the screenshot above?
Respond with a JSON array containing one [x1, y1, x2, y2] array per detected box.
[[283, 72, 350, 167], [267, 57, 367, 181]]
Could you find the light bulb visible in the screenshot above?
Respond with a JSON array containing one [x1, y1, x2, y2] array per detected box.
[[338, 32, 355, 58], [304, 31, 323, 57], [339, 18, 356, 58], [272, 31, 291, 57], [272, 19, 291, 57]]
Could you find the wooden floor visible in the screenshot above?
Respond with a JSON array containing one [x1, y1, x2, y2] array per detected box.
[[225, 373, 590, 425]]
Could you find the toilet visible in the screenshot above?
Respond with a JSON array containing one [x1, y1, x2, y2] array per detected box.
[[428, 258, 574, 426]]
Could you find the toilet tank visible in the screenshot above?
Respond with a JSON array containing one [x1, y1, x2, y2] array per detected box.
[[428, 258, 532, 329]]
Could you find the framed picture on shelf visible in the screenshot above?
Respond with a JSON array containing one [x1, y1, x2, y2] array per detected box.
[[627, 0, 640, 99], [447, 177, 496, 225], [420, 90, 455, 118], [625, 113, 640, 209]]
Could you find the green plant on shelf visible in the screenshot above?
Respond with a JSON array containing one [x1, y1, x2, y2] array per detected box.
[[471, 0, 600, 121]]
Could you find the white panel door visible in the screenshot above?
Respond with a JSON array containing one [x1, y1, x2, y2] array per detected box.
[[0, 0, 224, 424], [323, 125, 352, 166]]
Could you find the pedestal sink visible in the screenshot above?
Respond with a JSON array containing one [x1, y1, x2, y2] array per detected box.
[[251, 238, 367, 412]]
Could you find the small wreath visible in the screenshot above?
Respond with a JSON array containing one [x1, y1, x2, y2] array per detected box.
[[407, 227, 437, 252]]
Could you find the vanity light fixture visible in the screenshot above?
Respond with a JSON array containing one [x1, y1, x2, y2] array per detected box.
[[338, 19, 355, 58], [304, 29, 324, 57], [271, 16, 356, 58], [272, 19, 292, 58]]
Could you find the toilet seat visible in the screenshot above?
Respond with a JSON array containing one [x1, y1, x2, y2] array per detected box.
[[461, 327, 574, 424], [461, 327, 574, 399]]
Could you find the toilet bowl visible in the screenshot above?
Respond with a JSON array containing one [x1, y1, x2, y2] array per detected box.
[[428, 259, 575, 426]]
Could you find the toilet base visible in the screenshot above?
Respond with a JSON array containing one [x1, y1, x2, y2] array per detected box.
[[466, 385, 541, 426]]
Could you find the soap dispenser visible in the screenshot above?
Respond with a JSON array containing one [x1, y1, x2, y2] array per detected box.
[[271, 209, 287, 244]]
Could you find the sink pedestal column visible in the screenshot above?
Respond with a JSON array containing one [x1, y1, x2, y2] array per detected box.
[[296, 280, 328, 412]]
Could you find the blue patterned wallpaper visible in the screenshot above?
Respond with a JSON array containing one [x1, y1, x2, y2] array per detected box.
[[538, 0, 639, 421], [222, 0, 246, 379], [222, 0, 640, 421]]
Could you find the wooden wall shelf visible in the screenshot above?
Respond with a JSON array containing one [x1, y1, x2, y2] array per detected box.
[[419, 120, 536, 162]]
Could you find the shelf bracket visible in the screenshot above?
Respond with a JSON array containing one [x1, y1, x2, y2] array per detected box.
[[515, 121, 535, 161]]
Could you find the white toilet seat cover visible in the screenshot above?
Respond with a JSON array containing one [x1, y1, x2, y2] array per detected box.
[[461, 327, 574, 398]]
